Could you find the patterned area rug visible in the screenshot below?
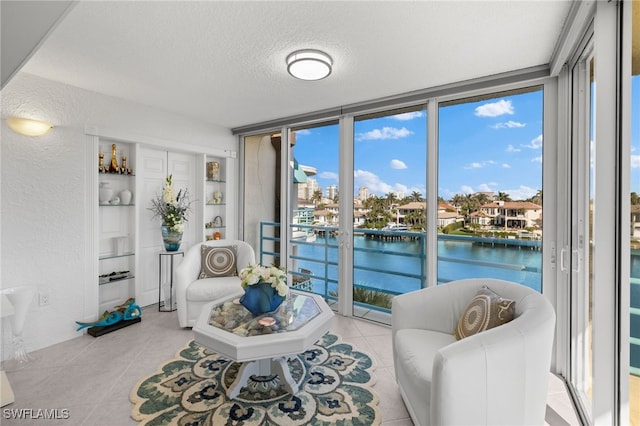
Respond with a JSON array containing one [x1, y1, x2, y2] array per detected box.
[[130, 333, 380, 425]]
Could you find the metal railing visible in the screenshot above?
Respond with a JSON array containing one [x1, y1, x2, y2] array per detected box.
[[259, 221, 544, 312]]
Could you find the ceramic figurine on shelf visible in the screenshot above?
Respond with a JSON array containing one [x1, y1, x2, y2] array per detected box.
[[207, 161, 220, 180], [98, 152, 105, 172], [121, 155, 127, 174], [213, 191, 222, 204]]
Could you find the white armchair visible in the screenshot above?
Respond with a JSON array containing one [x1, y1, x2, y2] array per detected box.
[[392, 278, 555, 426], [175, 240, 255, 328]]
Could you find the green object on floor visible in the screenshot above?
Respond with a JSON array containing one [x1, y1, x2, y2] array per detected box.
[[130, 333, 380, 425]]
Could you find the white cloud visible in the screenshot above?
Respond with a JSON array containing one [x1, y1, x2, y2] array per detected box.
[[461, 185, 474, 194], [319, 171, 338, 180], [464, 160, 497, 169], [522, 134, 543, 149], [504, 185, 538, 200], [390, 159, 407, 169], [502, 163, 511, 168], [531, 156, 542, 163], [353, 169, 422, 196], [392, 111, 424, 121], [354, 170, 392, 194], [294, 129, 311, 136], [492, 120, 526, 129], [506, 144, 521, 153], [631, 154, 640, 169], [477, 183, 495, 192], [355, 126, 413, 141], [474, 100, 514, 117]]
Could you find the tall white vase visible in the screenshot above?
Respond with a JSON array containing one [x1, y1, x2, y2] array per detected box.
[[1, 286, 37, 370]]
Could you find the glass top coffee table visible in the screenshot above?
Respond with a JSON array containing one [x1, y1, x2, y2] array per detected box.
[[193, 290, 334, 398]]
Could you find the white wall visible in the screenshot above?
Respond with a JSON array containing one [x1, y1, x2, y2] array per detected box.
[[0, 73, 235, 358]]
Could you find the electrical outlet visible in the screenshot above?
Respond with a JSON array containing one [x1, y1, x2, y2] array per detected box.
[[38, 291, 50, 306]]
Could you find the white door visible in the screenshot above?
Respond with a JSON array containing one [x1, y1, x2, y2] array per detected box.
[[137, 148, 197, 307]]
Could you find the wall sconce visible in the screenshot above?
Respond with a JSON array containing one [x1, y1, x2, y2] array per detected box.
[[6, 117, 53, 136]]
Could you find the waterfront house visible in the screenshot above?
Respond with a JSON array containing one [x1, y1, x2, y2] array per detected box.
[[480, 200, 543, 230]]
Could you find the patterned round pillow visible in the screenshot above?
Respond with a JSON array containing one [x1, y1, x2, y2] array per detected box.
[[454, 285, 515, 340], [199, 245, 237, 279]]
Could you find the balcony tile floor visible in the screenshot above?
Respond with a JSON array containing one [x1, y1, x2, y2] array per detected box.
[[2, 306, 580, 425]]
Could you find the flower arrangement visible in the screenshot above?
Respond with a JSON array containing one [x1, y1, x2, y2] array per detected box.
[[149, 175, 191, 232], [239, 264, 288, 298]]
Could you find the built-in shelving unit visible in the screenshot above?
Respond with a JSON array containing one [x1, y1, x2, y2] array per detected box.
[[203, 156, 226, 241], [85, 132, 237, 324], [97, 140, 138, 314]]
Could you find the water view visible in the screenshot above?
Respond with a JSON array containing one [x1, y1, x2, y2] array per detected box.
[[291, 234, 542, 298]]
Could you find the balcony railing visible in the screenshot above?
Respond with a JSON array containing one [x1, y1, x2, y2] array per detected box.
[[259, 221, 541, 311]]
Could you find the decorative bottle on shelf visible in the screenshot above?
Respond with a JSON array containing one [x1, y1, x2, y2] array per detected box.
[[121, 155, 127, 174], [98, 153, 105, 172], [109, 144, 119, 173]]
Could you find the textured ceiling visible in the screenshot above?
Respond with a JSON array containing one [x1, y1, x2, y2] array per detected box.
[[20, 1, 573, 129]]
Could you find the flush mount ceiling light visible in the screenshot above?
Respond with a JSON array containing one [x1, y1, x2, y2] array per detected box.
[[6, 117, 53, 136], [286, 49, 333, 81]]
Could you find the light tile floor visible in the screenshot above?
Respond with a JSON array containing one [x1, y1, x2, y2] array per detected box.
[[1, 306, 580, 425]]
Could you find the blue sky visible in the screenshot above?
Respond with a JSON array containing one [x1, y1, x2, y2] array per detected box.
[[294, 79, 640, 201]]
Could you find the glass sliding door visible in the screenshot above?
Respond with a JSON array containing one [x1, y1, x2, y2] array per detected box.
[[568, 49, 595, 422], [286, 122, 339, 305], [352, 107, 427, 321], [437, 88, 544, 290]]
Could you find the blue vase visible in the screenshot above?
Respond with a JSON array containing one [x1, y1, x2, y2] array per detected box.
[[240, 282, 284, 315], [161, 225, 183, 251]]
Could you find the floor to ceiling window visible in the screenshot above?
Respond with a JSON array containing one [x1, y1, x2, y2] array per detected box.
[[286, 123, 339, 303], [437, 88, 544, 290], [352, 107, 427, 320]]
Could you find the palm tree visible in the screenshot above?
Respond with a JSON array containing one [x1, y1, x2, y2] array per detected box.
[[450, 193, 466, 208], [410, 191, 423, 202], [529, 189, 543, 206], [497, 191, 512, 202], [385, 192, 398, 207], [473, 192, 491, 206], [311, 189, 323, 206]]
